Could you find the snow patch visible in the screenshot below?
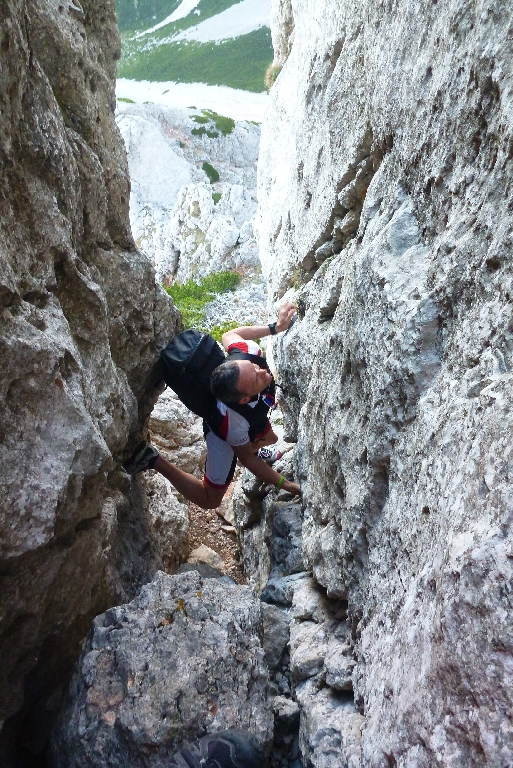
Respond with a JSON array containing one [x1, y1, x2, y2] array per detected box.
[[136, 0, 201, 38], [116, 79, 268, 122], [173, 0, 271, 43]]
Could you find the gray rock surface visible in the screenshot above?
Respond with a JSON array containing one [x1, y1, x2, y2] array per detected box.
[[116, 102, 261, 283], [52, 570, 273, 767], [295, 681, 363, 768], [258, 0, 513, 764], [150, 388, 206, 478], [141, 472, 189, 572], [233, 479, 304, 597], [262, 603, 290, 670], [0, 0, 177, 761]]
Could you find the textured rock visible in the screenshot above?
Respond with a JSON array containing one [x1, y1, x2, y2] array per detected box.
[[170, 182, 260, 283], [233, 475, 304, 596], [141, 472, 189, 572], [259, 0, 513, 765], [150, 388, 206, 478], [51, 570, 273, 767], [295, 681, 364, 768], [0, 0, 177, 761], [261, 603, 290, 670], [117, 102, 261, 283], [188, 544, 225, 572]]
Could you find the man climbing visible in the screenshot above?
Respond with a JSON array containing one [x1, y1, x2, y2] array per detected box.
[[124, 302, 301, 508]]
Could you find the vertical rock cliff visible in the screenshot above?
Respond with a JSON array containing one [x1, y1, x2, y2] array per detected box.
[[258, 1, 513, 765], [0, 1, 177, 763]]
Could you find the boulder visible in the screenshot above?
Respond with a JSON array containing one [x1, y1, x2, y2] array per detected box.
[[51, 570, 273, 767]]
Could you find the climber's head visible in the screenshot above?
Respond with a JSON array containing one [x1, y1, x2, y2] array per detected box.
[[211, 359, 273, 405]]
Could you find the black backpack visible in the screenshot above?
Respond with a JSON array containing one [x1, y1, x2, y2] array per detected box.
[[160, 330, 275, 441], [160, 329, 225, 419]]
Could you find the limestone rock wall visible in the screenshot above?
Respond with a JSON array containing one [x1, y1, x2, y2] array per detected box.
[[51, 570, 273, 767], [0, 1, 177, 762], [258, 1, 513, 765]]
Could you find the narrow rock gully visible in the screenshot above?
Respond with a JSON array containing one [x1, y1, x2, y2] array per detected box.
[[49, 397, 357, 768]]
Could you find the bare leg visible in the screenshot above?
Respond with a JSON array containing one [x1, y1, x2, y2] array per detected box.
[[153, 456, 226, 509]]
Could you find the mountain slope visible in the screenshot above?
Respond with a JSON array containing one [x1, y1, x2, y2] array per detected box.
[[116, 0, 272, 92]]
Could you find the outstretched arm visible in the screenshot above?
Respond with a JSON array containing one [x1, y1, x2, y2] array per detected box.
[[222, 302, 297, 350], [232, 442, 301, 495]]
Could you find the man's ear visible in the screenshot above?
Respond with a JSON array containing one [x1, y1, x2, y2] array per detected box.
[[237, 395, 251, 405]]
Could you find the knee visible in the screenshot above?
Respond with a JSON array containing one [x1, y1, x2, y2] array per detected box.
[[203, 484, 226, 510]]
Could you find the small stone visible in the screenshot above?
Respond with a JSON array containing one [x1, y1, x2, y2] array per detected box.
[[314, 240, 334, 265], [272, 695, 300, 725], [221, 524, 236, 534], [333, 209, 359, 238], [188, 544, 224, 572]]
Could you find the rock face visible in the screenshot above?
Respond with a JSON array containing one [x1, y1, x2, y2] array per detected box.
[[233, 450, 363, 768], [117, 102, 261, 283], [51, 570, 273, 767], [257, 1, 513, 765], [0, 1, 177, 762]]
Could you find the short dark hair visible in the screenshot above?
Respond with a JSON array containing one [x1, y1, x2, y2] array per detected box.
[[210, 360, 242, 403]]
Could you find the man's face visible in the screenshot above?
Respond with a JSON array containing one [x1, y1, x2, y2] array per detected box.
[[235, 360, 273, 401]]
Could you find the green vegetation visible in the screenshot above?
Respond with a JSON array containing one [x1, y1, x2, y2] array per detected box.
[[212, 192, 222, 205], [209, 320, 240, 343], [200, 109, 235, 136], [192, 127, 220, 138], [117, 96, 135, 103], [265, 63, 282, 91], [202, 161, 220, 184], [116, 0, 180, 33], [118, 27, 273, 93], [165, 271, 240, 330], [190, 109, 234, 140]]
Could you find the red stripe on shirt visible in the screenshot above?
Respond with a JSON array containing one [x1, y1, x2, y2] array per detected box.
[[219, 411, 229, 440], [227, 341, 262, 356], [203, 474, 230, 489]]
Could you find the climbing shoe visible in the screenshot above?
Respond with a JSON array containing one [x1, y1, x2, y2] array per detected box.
[[169, 729, 267, 768], [123, 442, 159, 475], [257, 447, 282, 464]]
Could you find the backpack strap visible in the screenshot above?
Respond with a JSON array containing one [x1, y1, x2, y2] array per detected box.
[[227, 348, 270, 371]]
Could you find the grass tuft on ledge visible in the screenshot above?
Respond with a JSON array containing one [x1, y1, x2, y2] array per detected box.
[[165, 270, 240, 330]]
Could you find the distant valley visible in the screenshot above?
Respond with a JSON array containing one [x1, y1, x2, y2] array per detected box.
[[116, 0, 273, 92]]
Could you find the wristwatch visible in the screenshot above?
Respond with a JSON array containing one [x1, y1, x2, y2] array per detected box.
[[268, 322, 277, 335]]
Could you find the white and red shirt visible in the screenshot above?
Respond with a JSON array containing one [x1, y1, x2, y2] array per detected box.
[[215, 340, 271, 446]]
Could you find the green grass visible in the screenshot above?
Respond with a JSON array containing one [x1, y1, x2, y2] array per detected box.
[[202, 162, 220, 184], [190, 110, 234, 140], [117, 27, 273, 93], [209, 320, 240, 343], [117, 96, 135, 103], [212, 192, 222, 205], [165, 271, 240, 330], [116, 0, 181, 34]]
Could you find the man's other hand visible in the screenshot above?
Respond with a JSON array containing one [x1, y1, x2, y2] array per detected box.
[[276, 302, 298, 332], [282, 479, 301, 496]]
